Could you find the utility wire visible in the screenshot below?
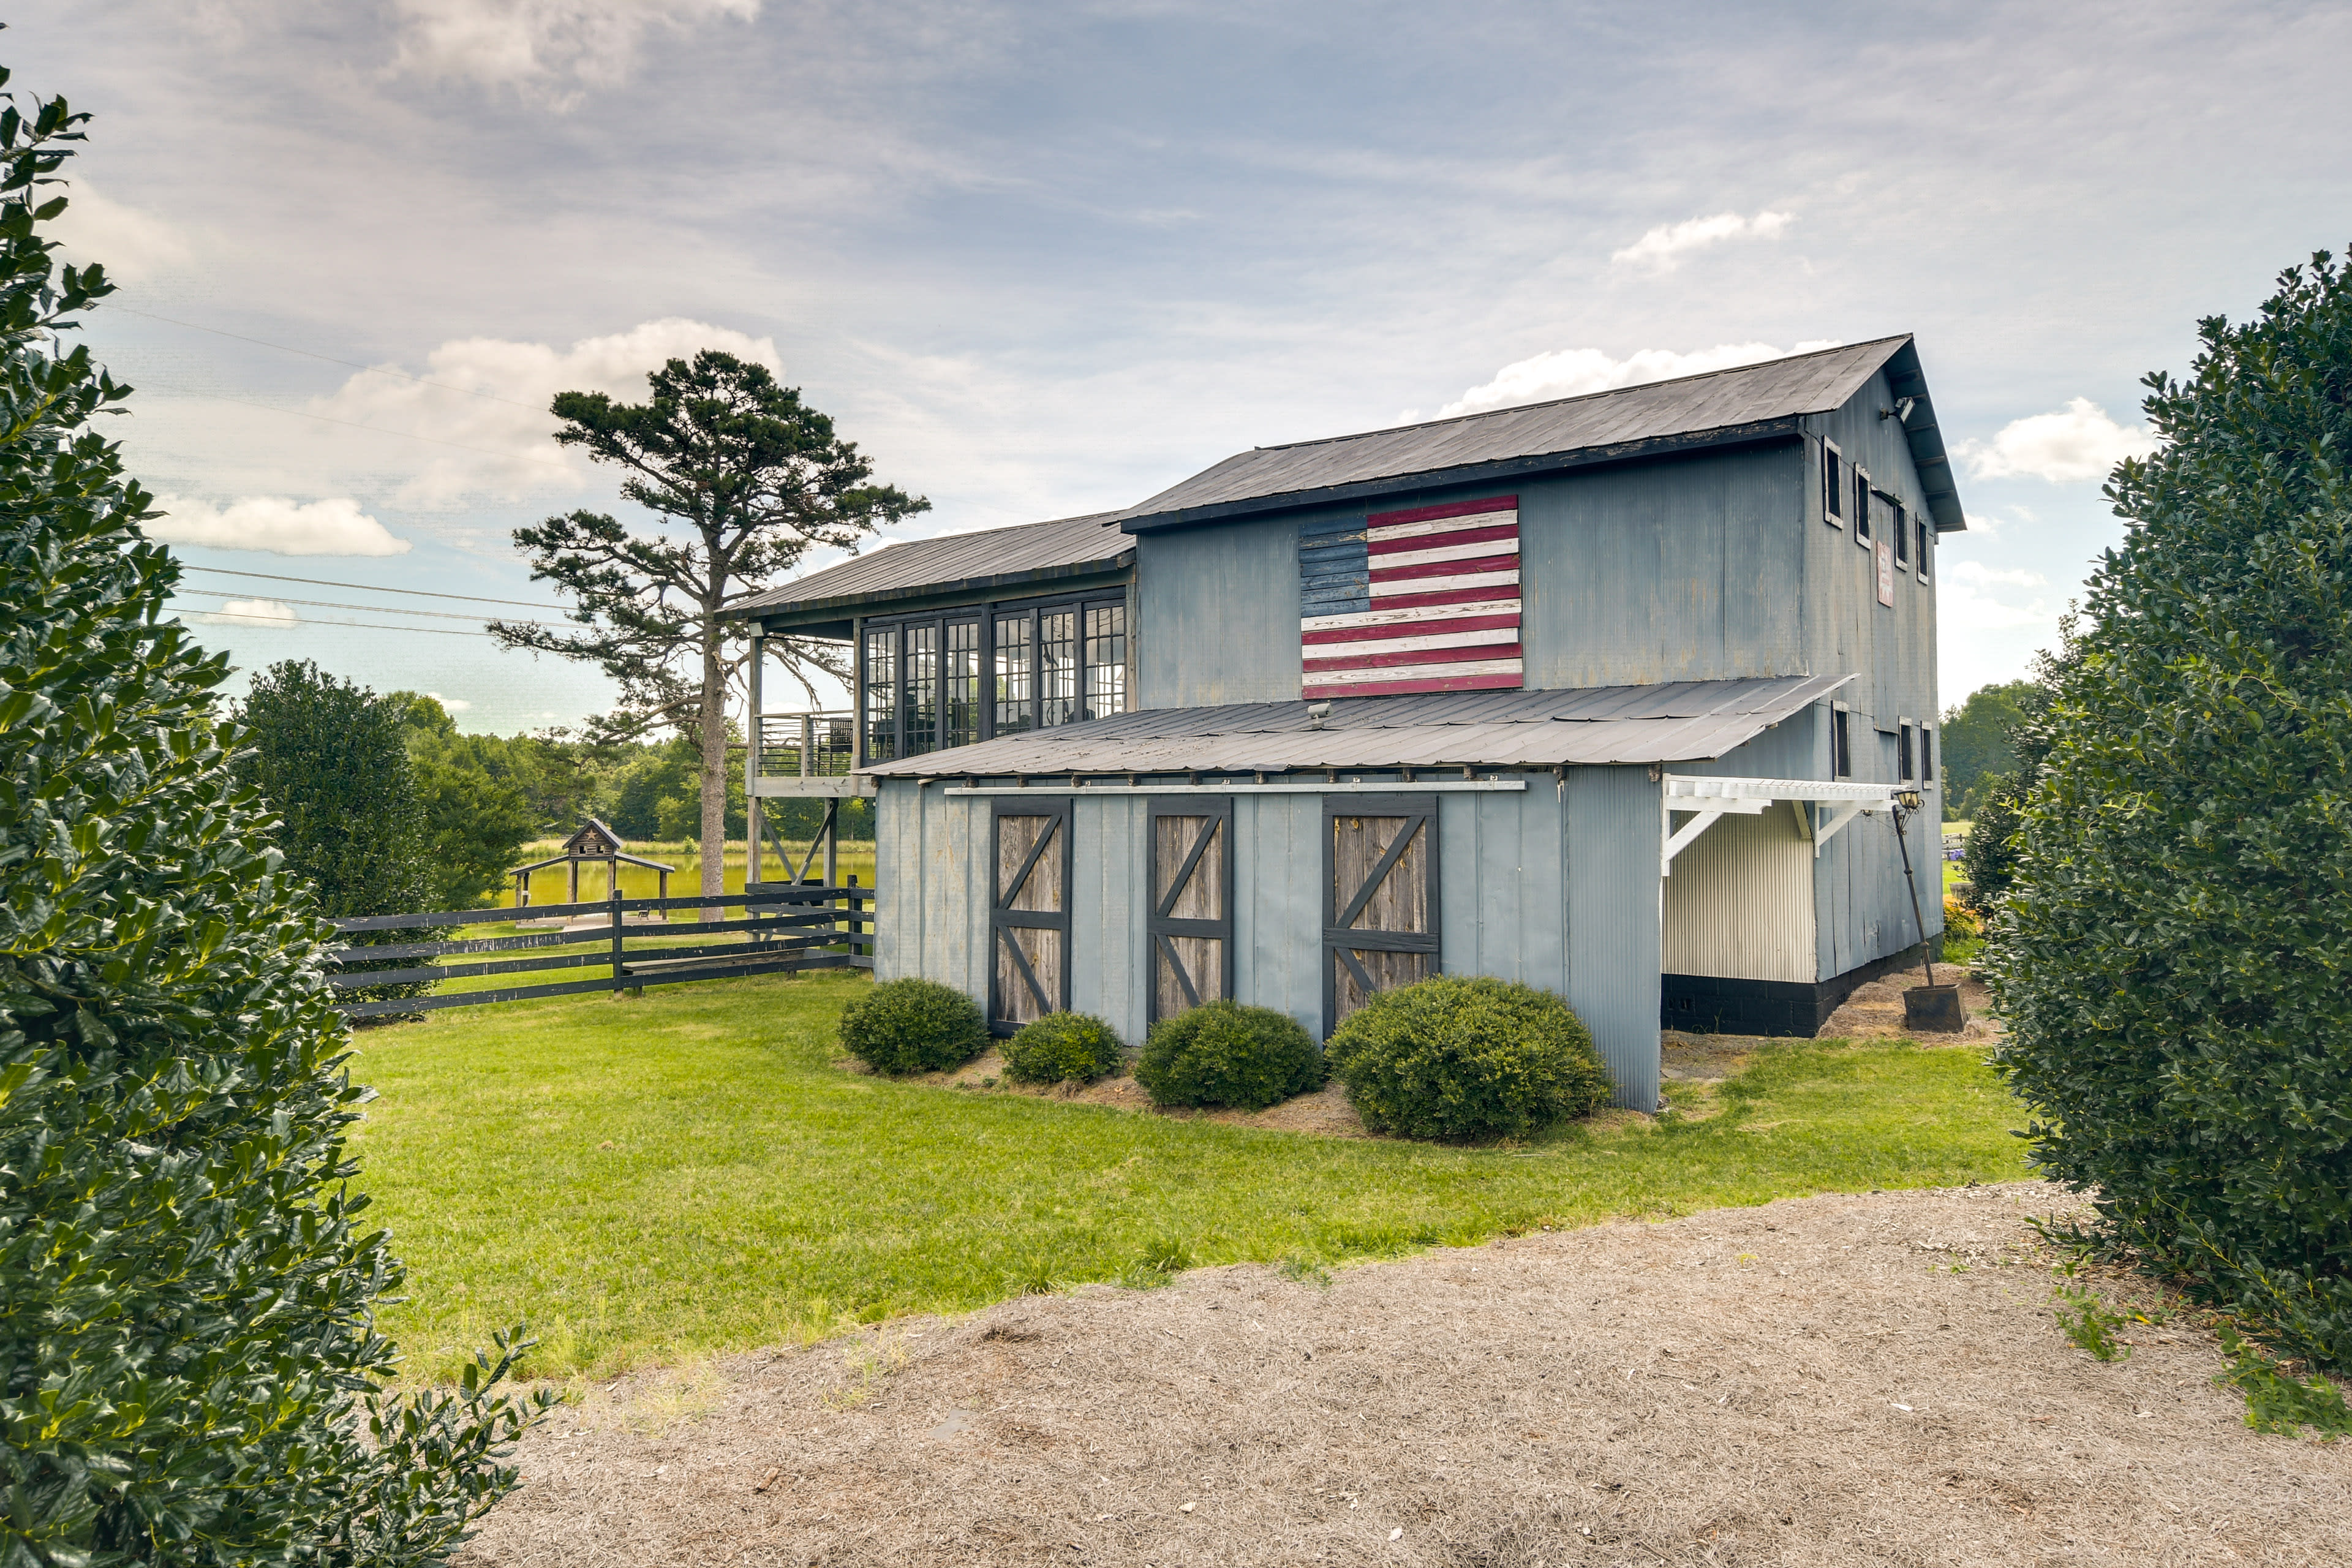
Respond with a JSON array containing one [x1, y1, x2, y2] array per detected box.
[[111, 304, 545, 410], [168, 591, 558, 627], [173, 607, 512, 639], [180, 565, 565, 612]]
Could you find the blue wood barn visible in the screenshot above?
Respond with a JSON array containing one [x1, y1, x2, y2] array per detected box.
[[727, 337, 1962, 1107]]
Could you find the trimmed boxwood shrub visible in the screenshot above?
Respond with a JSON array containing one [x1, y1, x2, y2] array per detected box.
[[1003, 1012, 1124, 1084], [839, 978, 988, 1074], [1324, 976, 1609, 1141], [1135, 1000, 1324, 1110]]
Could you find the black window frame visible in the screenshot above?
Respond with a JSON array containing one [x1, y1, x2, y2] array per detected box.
[[1920, 725, 1935, 788], [1916, 516, 1932, 582], [1892, 498, 1909, 567], [1853, 466, 1874, 546], [1832, 705, 1852, 779], [1822, 440, 1844, 527], [1899, 722, 1915, 783], [859, 587, 1129, 761]]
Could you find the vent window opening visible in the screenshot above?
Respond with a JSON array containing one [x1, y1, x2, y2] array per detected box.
[[1921, 726, 1935, 788], [1833, 707, 1852, 779], [1823, 443, 1844, 526], [1854, 469, 1873, 545], [1899, 722, 1915, 783], [1893, 501, 1909, 568], [862, 625, 898, 763], [1917, 518, 1932, 581]]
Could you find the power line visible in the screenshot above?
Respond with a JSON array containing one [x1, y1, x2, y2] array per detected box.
[[168, 592, 559, 627], [180, 565, 566, 613], [174, 607, 513, 639], [112, 305, 545, 409]]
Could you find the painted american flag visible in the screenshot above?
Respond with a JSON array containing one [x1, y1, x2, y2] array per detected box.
[[1298, 494, 1523, 699]]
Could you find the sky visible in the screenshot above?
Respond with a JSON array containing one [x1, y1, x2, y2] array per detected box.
[[17, 1, 2352, 734]]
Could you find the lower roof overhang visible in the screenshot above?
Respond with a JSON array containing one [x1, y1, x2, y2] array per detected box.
[[858, 673, 1855, 781]]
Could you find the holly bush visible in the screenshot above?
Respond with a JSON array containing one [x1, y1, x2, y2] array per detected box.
[[0, 77, 544, 1567], [1988, 249, 2352, 1371]]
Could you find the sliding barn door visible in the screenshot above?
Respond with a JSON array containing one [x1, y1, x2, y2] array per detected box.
[[1324, 795, 1441, 1032], [990, 799, 1071, 1029], [1147, 797, 1232, 1025]]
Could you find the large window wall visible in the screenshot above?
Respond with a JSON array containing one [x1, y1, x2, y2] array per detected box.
[[862, 590, 1129, 763]]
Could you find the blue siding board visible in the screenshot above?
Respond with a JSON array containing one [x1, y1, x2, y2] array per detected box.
[[1564, 766, 1664, 1109]]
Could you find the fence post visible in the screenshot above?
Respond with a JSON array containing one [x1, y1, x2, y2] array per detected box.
[[610, 885, 628, 999], [846, 872, 862, 962]]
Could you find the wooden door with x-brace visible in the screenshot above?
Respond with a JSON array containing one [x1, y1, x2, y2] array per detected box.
[[990, 798, 1072, 1030], [1324, 794, 1441, 1033], [1147, 797, 1232, 1025]]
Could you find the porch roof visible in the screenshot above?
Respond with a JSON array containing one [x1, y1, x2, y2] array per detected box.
[[859, 673, 1853, 777]]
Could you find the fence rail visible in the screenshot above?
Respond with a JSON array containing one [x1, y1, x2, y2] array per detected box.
[[327, 881, 874, 1018]]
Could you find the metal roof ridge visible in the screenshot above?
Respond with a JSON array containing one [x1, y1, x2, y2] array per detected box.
[[1240, 336, 1912, 457]]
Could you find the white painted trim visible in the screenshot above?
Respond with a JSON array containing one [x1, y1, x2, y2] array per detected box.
[[938, 778, 1529, 797], [1657, 773, 1899, 869]]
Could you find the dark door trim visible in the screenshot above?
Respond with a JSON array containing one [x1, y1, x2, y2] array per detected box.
[[1322, 793, 1441, 1036], [1146, 795, 1234, 1026], [989, 796, 1073, 1031]]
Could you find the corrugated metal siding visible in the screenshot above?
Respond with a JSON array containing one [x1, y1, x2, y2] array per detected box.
[[1662, 805, 1817, 984], [873, 771, 1664, 1107], [1564, 766, 1663, 1109]]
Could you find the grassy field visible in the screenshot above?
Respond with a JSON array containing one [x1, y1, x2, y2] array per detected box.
[[499, 839, 878, 905], [349, 971, 2031, 1382]]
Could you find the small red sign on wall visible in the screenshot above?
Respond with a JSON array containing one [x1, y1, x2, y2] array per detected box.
[[1876, 539, 1895, 607]]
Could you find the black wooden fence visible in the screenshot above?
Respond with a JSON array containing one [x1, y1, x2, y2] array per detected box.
[[325, 881, 874, 1018]]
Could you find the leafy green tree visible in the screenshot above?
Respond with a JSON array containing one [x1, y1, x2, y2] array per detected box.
[[490, 351, 927, 903], [236, 660, 429, 918], [1938, 679, 2038, 820], [391, 696, 540, 910], [1988, 250, 2352, 1370], [0, 78, 541, 1566]]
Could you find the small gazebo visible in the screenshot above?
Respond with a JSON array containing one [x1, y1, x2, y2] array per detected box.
[[511, 818, 676, 909]]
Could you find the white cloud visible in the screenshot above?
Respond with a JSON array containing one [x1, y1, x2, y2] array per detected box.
[[198, 598, 303, 629], [1947, 561, 2048, 591], [1610, 209, 1793, 273], [426, 692, 473, 712], [1957, 398, 2158, 482], [49, 179, 194, 282], [310, 317, 785, 503], [389, 0, 761, 96], [149, 496, 413, 557], [1435, 339, 1842, 419]]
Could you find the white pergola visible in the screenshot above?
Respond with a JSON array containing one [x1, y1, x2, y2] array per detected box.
[[1659, 774, 1902, 876]]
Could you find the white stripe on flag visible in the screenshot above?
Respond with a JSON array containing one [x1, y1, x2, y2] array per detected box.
[[1300, 597, 1520, 634], [1303, 655, 1526, 688]]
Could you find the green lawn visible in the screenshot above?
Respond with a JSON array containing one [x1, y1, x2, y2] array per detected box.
[[350, 972, 2030, 1382]]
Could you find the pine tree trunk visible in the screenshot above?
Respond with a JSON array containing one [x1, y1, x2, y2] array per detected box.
[[699, 623, 728, 922]]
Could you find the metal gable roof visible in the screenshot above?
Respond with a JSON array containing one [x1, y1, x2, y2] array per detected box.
[[860, 673, 1853, 777], [725, 511, 1133, 623], [1113, 336, 1964, 532]]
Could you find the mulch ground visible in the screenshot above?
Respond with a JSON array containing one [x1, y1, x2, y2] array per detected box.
[[455, 1181, 2352, 1567]]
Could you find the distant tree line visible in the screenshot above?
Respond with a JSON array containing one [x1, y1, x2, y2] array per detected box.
[[230, 658, 872, 919]]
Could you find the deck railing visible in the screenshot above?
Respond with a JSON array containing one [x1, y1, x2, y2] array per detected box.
[[324, 882, 874, 1018], [755, 710, 857, 780]]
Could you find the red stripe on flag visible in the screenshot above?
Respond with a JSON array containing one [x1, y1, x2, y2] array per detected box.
[[1302, 669, 1525, 699], [1301, 612, 1521, 646], [1365, 494, 1519, 527], [1364, 522, 1519, 556], [1370, 552, 1520, 584], [1304, 641, 1525, 673], [1359, 584, 1526, 612]]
